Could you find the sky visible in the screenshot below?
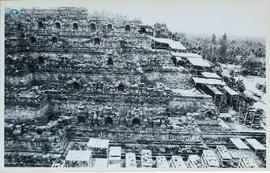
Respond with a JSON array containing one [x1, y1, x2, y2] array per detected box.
[[3, 0, 268, 38]]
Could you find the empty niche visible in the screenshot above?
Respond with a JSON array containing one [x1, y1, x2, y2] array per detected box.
[[90, 23, 96, 31], [55, 22, 61, 29], [78, 116, 85, 124], [118, 82, 125, 92], [38, 21, 44, 29], [52, 36, 57, 44], [38, 56, 45, 65], [20, 33, 25, 39], [132, 118, 141, 127], [107, 57, 113, 65], [120, 40, 127, 48], [17, 23, 21, 31], [105, 117, 113, 125], [30, 36, 37, 43], [107, 23, 113, 30], [94, 38, 100, 45], [125, 24, 130, 31], [73, 81, 80, 90], [73, 23, 78, 30]]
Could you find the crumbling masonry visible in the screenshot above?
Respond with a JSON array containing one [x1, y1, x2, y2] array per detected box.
[[5, 7, 218, 161]]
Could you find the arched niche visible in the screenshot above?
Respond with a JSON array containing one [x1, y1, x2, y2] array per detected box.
[[38, 21, 44, 29], [90, 23, 96, 31], [78, 116, 85, 124], [38, 56, 45, 65], [73, 23, 78, 30], [94, 38, 100, 45], [125, 24, 130, 32], [118, 82, 125, 92], [107, 23, 113, 30], [132, 117, 141, 127], [55, 22, 61, 29], [52, 36, 57, 43], [105, 117, 113, 126], [30, 36, 37, 43], [107, 57, 113, 65]]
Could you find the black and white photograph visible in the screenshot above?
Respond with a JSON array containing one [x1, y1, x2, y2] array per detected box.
[[1, 0, 269, 170]]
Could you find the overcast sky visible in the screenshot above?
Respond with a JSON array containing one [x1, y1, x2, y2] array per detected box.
[[4, 0, 268, 37]]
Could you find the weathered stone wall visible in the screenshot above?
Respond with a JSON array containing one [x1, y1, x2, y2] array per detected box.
[[169, 96, 214, 114], [5, 73, 33, 86], [4, 7, 215, 125], [145, 70, 192, 89], [33, 71, 141, 86], [5, 103, 49, 123], [5, 7, 216, 133]]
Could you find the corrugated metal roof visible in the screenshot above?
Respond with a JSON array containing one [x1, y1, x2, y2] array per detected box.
[[93, 158, 108, 168], [245, 138, 266, 150], [171, 155, 187, 168], [230, 138, 250, 150], [171, 52, 200, 58], [151, 37, 186, 50], [125, 153, 137, 168], [223, 86, 239, 96], [188, 155, 200, 168], [241, 156, 258, 168], [192, 77, 225, 86], [202, 150, 219, 167], [216, 145, 232, 160], [187, 57, 211, 67], [87, 138, 110, 149], [65, 150, 92, 161], [171, 88, 212, 98], [206, 85, 223, 95], [109, 146, 121, 160], [141, 149, 152, 167], [201, 72, 221, 79], [156, 156, 169, 168]]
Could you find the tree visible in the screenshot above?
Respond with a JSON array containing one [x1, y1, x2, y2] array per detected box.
[[219, 33, 228, 58], [222, 33, 227, 42], [153, 23, 170, 38], [241, 55, 263, 75], [211, 34, 216, 45]]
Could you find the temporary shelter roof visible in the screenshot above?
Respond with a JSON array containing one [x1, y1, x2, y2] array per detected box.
[[245, 139, 266, 150], [171, 52, 201, 58], [223, 86, 239, 96], [87, 138, 110, 149], [187, 57, 211, 67], [151, 37, 186, 50], [201, 72, 221, 79], [65, 150, 92, 162], [230, 138, 250, 150], [192, 77, 225, 86]]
